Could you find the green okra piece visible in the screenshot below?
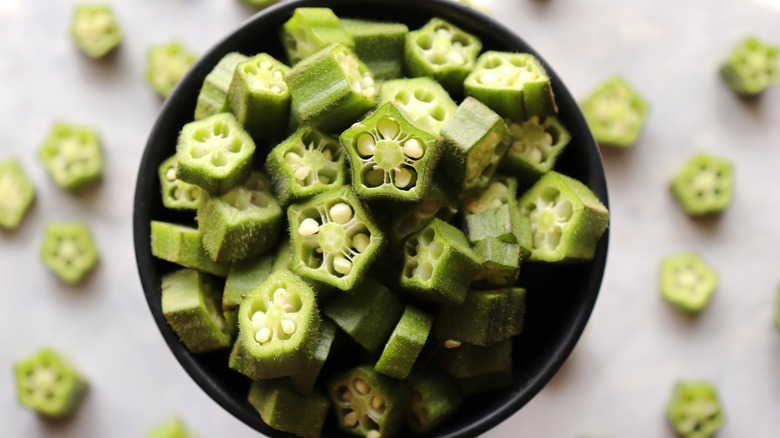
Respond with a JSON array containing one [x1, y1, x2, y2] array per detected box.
[[500, 116, 571, 183], [660, 253, 718, 313], [404, 18, 482, 94], [375, 305, 433, 380], [434, 287, 526, 346], [379, 77, 458, 137], [41, 222, 99, 285], [146, 417, 197, 438], [400, 218, 481, 306], [518, 171, 609, 262], [291, 319, 337, 394], [323, 277, 404, 353], [461, 175, 529, 257], [666, 381, 724, 438], [472, 238, 522, 287], [288, 186, 386, 291], [460, 174, 518, 213], [229, 270, 320, 379], [329, 366, 411, 438], [158, 155, 202, 210], [273, 236, 292, 272], [150, 221, 228, 277], [341, 18, 409, 80], [286, 43, 377, 132], [14, 348, 88, 418], [162, 269, 232, 353], [146, 41, 197, 99], [249, 379, 330, 438], [456, 368, 512, 397], [340, 102, 440, 202], [265, 125, 346, 206], [406, 371, 463, 435], [580, 76, 649, 148], [38, 121, 103, 193], [720, 36, 779, 96], [223, 253, 274, 330], [282, 7, 354, 65], [670, 152, 734, 217], [175, 112, 256, 195], [437, 338, 512, 379], [464, 203, 519, 243], [440, 97, 512, 191], [194, 52, 248, 120], [0, 159, 35, 230], [70, 4, 122, 59]]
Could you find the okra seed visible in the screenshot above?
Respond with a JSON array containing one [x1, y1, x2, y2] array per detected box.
[[344, 412, 359, 427], [281, 319, 296, 335], [294, 165, 311, 181], [394, 168, 413, 188], [251, 311, 266, 328], [165, 167, 177, 181], [273, 288, 287, 303], [402, 138, 424, 159], [342, 390, 353, 402], [354, 379, 369, 395], [255, 327, 271, 344], [351, 233, 370, 253], [334, 256, 353, 275], [444, 339, 462, 349], [366, 430, 381, 438], [299, 218, 320, 236], [371, 396, 384, 409], [330, 203, 353, 224], [357, 134, 376, 157], [377, 117, 400, 140]]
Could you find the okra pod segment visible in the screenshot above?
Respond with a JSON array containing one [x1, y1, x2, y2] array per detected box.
[[406, 371, 463, 435], [41, 222, 99, 285], [150, 221, 229, 277], [460, 174, 518, 214], [282, 7, 355, 65], [0, 159, 35, 230], [375, 305, 433, 380], [146, 41, 197, 99], [14, 348, 88, 418], [719, 36, 779, 96], [379, 77, 458, 137], [290, 320, 337, 394], [194, 52, 249, 120], [38, 121, 103, 193], [670, 152, 734, 217], [472, 238, 522, 287], [341, 19, 409, 80], [666, 381, 724, 438], [70, 4, 122, 59], [434, 287, 526, 346], [248, 379, 331, 438], [580, 76, 649, 148], [500, 116, 571, 183], [158, 155, 202, 210], [223, 254, 274, 330], [437, 338, 512, 379], [660, 253, 717, 313]]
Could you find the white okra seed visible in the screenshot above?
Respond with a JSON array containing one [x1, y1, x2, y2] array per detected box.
[[366, 430, 381, 438], [273, 288, 287, 303], [299, 218, 320, 236], [284, 152, 302, 164], [372, 396, 384, 409], [444, 339, 462, 349], [165, 167, 177, 181], [251, 311, 266, 328], [357, 134, 376, 156], [255, 328, 271, 344], [342, 390, 353, 401], [344, 411, 358, 427], [354, 379, 369, 395], [333, 256, 353, 275], [402, 138, 424, 159], [330, 203, 353, 224], [294, 165, 311, 181], [394, 168, 413, 188], [281, 319, 296, 335], [351, 233, 370, 253], [377, 117, 399, 139]]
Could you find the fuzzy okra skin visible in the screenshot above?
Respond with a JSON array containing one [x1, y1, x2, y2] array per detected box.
[[375, 305, 433, 380], [41, 222, 99, 285], [158, 155, 202, 210], [0, 159, 35, 230], [660, 253, 718, 313], [223, 253, 274, 330], [341, 19, 409, 80], [70, 4, 122, 59], [14, 349, 88, 418], [666, 381, 724, 438], [501, 116, 571, 182], [434, 287, 526, 346], [580, 76, 649, 148], [291, 319, 337, 394], [282, 7, 355, 65], [379, 77, 458, 137], [194, 52, 249, 120], [150, 221, 229, 277], [472, 238, 522, 287], [146, 417, 197, 438], [248, 379, 330, 438], [146, 41, 197, 99], [670, 153, 734, 216], [38, 121, 103, 193], [720, 36, 779, 96], [406, 371, 463, 435]]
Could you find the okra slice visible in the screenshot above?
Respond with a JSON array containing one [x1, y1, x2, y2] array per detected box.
[[461, 176, 528, 254], [500, 116, 571, 182], [282, 7, 354, 65], [175, 112, 256, 195], [288, 186, 385, 291], [666, 381, 724, 438], [670, 152, 734, 216], [150, 221, 228, 277], [434, 288, 525, 346], [341, 19, 409, 80], [379, 77, 458, 137], [465, 51, 557, 120], [375, 305, 433, 380], [146, 41, 197, 99], [265, 125, 346, 206], [223, 253, 273, 330], [440, 97, 512, 191], [404, 18, 482, 94], [291, 320, 337, 394], [580, 76, 649, 148], [41, 222, 99, 285], [286, 43, 376, 132], [406, 371, 462, 435], [147, 417, 197, 438], [230, 270, 320, 379], [472, 238, 522, 287], [340, 102, 440, 201], [198, 172, 283, 263], [0, 159, 35, 230], [227, 53, 291, 142], [518, 171, 609, 262], [329, 366, 411, 438], [400, 218, 481, 306], [389, 178, 459, 254], [158, 155, 202, 210], [194, 52, 248, 120], [38, 121, 103, 193], [660, 253, 718, 313], [460, 174, 518, 214], [464, 203, 519, 243], [323, 277, 404, 353], [162, 269, 232, 353], [70, 4, 122, 59], [720, 36, 779, 96], [438, 338, 512, 379], [14, 348, 88, 418], [248, 379, 330, 438]]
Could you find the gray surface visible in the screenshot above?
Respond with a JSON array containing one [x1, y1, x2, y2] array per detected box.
[[1, 0, 779, 436]]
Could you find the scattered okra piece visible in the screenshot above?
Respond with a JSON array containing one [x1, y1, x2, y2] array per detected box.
[[379, 77, 458, 137], [666, 381, 724, 438], [719, 36, 779, 96], [341, 19, 409, 80], [500, 116, 571, 183], [158, 155, 202, 210], [282, 7, 355, 65], [580, 76, 649, 148], [375, 305, 433, 380], [249, 379, 330, 438], [0, 159, 35, 230], [291, 320, 337, 394], [147, 417, 197, 438], [406, 371, 462, 435], [146, 41, 197, 99], [194, 52, 249, 120], [434, 288, 526, 346], [14, 348, 88, 418], [670, 152, 734, 217], [70, 4, 121, 59], [660, 253, 718, 313], [38, 121, 103, 193], [41, 222, 99, 285], [150, 221, 229, 277]]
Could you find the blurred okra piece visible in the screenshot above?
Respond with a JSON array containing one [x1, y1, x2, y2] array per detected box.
[[0, 159, 35, 230], [720, 36, 779, 96], [70, 4, 122, 59], [580, 76, 649, 148], [14, 348, 88, 418], [146, 41, 197, 99], [666, 381, 724, 438], [146, 417, 197, 438], [38, 121, 103, 193], [660, 253, 717, 313], [670, 152, 733, 216], [41, 222, 99, 285], [341, 18, 409, 80], [282, 7, 355, 65]]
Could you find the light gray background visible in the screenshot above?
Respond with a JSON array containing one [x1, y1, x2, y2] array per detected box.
[[1, 0, 779, 436]]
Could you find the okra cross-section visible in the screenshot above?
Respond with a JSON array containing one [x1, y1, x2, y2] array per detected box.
[[465, 51, 557, 121], [660, 253, 718, 313], [434, 287, 526, 346], [375, 305, 433, 380], [147, 417, 198, 438], [175, 113, 256, 195], [70, 4, 122, 59], [401, 218, 481, 306], [248, 379, 330, 438], [501, 116, 571, 183], [341, 19, 409, 80], [150, 221, 228, 277], [14, 348, 88, 418], [580, 76, 649, 148], [518, 171, 609, 262], [379, 77, 458, 137], [282, 7, 355, 65], [0, 159, 35, 230], [41, 222, 99, 285], [340, 102, 440, 201], [158, 155, 202, 210], [666, 381, 724, 438], [670, 152, 734, 216], [194, 52, 249, 120], [720, 36, 779, 96], [406, 371, 462, 435], [38, 121, 103, 193], [146, 41, 197, 99], [288, 186, 385, 291]]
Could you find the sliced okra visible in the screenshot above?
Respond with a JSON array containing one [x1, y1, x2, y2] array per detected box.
[[70, 4, 122, 59], [158, 155, 202, 210], [670, 153, 734, 216], [14, 348, 88, 418], [666, 381, 724, 438], [175, 112, 256, 195], [248, 379, 330, 438], [194, 52, 249, 120], [404, 18, 482, 94], [580, 76, 649, 148], [0, 159, 35, 230], [472, 238, 522, 287], [340, 102, 440, 201], [460, 174, 518, 214], [161, 269, 232, 353], [400, 218, 481, 306], [440, 97, 512, 191], [291, 320, 337, 394], [518, 171, 609, 262], [660, 253, 717, 313], [437, 338, 512, 379], [287, 186, 385, 291], [147, 417, 197, 438], [150, 221, 228, 277], [282, 7, 354, 65], [265, 125, 346, 206], [227, 53, 291, 142], [341, 19, 409, 80], [329, 366, 410, 438], [461, 175, 529, 255], [465, 203, 520, 243], [465, 51, 557, 120], [500, 116, 571, 182], [38, 121, 103, 193], [146, 41, 197, 99], [379, 77, 458, 137], [720, 36, 779, 96], [286, 43, 376, 132], [223, 253, 274, 330], [41, 222, 99, 285], [375, 305, 433, 380], [406, 371, 462, 435], [434, 288, 526, 346]]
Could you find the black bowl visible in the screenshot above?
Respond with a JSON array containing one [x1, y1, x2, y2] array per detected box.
[[133, 0, 610, 436]]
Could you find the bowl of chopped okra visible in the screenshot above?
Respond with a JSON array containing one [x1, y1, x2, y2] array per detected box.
[[132, 0, 610, 436]]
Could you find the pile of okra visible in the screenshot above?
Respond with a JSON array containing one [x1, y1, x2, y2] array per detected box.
[[150, 7, 609, 438]]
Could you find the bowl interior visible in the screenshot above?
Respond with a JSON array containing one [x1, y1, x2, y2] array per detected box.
[[133, 0, 610, 436]]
